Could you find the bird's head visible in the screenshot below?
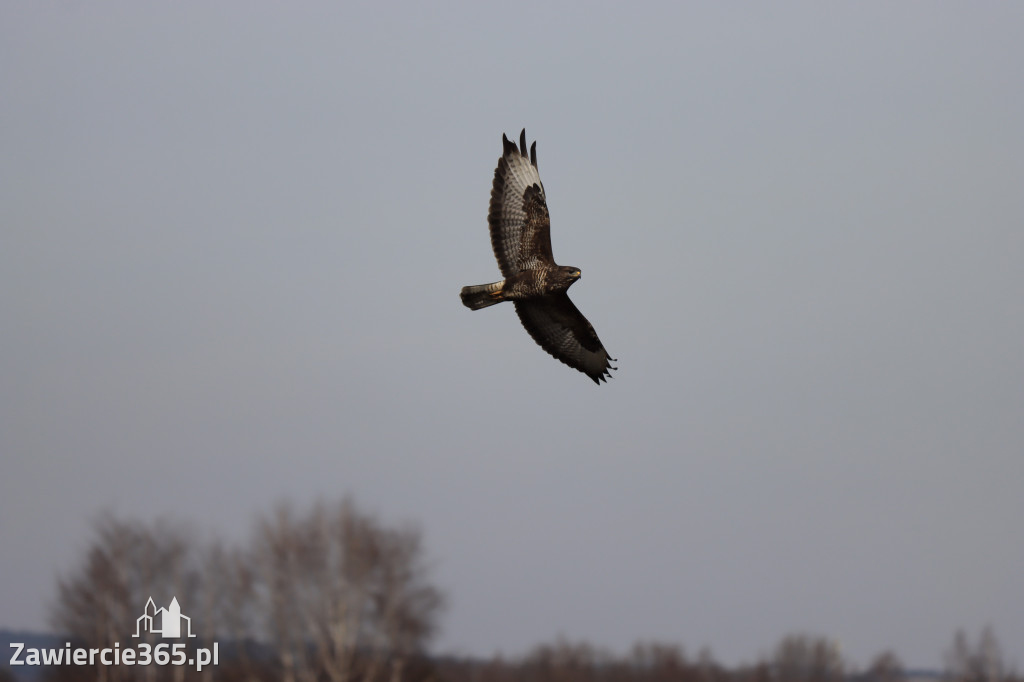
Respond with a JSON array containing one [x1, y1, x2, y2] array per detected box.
[[555, 265, 582, 290]]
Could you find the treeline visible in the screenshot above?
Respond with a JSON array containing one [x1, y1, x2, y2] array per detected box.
[[437, 637, 850, 682], [435, 629, 1019, 682], [29, 500, 1019, 682]]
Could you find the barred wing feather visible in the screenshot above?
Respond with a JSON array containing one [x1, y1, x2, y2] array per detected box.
[[488, 130, 555, 277]]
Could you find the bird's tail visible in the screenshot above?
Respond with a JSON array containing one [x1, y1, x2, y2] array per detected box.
[[460, 280, 506, 310]]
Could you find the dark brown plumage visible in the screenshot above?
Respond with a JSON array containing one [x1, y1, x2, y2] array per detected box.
[[460, 130, 616, 384]]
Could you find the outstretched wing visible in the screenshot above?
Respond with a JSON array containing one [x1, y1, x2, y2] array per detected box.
[[514, 294, 616, 384], [488, 129, 555, 277]]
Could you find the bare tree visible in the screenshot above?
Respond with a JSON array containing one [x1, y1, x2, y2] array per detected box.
[[864, 650, 903, 682], [628, 641, 690, 682], [50, 513, 201, 682], [946, 626, 1010, 682], [250, 498, 444, 682], [770, 634, 844, 682], [195, 539, 256, 682], [695, 646, 723, 682], [522, 638, 610, 682]]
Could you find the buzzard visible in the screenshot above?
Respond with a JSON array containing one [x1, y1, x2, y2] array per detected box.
[[460, 130, 616, 384]]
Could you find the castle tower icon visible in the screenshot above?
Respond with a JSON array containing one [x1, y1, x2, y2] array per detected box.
[[133, 597, 196, 638]]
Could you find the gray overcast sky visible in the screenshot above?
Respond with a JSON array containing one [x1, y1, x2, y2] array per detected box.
[[2, 1, 1022, 671]]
